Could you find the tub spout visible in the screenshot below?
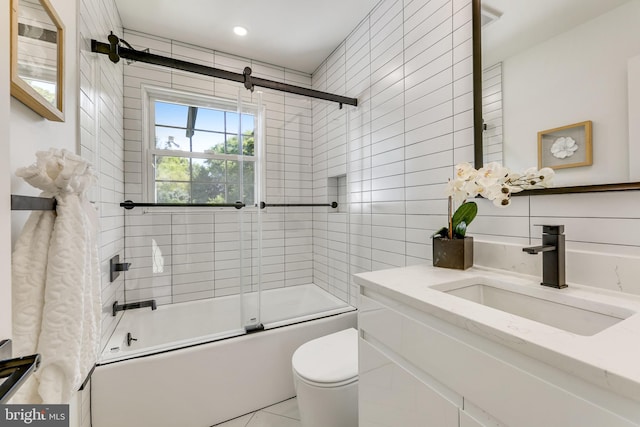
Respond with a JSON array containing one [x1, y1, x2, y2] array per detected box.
[[112, 299, 157, 316]]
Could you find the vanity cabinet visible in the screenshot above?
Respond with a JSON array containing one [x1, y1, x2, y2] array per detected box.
[[358, 288, 640, 427], [359, 338, 460, 426], [459, 412, 493, 427]]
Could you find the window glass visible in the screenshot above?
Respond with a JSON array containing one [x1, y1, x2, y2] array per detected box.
[[195, 107, 225, 132], [155, 126, 190, 151], [192, 131, 225, 154], [150, 94, 257, 206], [192, 157, 225, 183], [156, 182, 190, 203], [155, 102, 189, 128]]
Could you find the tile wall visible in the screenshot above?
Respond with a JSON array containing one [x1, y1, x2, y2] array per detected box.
[[119, 30, 334, 306], [473, 192, 640, 297], [78, 0, 124, 355], [78, 0, 123, 422], [311, 0, 640, 300], [312, 0, 476, 302]]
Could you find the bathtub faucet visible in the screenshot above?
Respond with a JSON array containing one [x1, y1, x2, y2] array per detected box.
[[112, 299, 157, 316]]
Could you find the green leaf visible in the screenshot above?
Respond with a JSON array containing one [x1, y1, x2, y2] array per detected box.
[[454, 221, 467, 238], [451, 201, 477, 238], [432, 227, 449, 238]]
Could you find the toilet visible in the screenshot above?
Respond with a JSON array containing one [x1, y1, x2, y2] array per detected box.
[[292, 328, 358, 427]]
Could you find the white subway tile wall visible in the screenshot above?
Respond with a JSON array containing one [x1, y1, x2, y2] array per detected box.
[[78, 1, 123, 427], [313, 0, 475, 303], [120, 30, 322, 306], [313, 0, 640, 301], [79, 0, 125, 359]]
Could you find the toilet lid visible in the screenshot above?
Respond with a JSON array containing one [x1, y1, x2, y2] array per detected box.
[[292, 328, 358, 385]]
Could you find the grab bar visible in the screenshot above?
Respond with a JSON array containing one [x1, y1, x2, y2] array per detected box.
[[0, 340, 41, 404], [112, 299, 157, 316]]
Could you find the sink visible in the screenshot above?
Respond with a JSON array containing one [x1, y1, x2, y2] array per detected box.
[[432, 279, 636, 336]]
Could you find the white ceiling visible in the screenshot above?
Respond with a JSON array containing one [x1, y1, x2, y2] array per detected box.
[[482, 0, 632, 66], [113, 0, 376, 74]]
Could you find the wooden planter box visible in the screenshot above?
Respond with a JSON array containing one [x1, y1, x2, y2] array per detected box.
[[432, 236, 473, 270]]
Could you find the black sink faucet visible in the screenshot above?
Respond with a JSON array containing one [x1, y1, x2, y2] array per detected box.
[[523, 225, 566, 289]]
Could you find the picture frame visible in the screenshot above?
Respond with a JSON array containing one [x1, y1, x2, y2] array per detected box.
[[10, 0, 65, 122], [538, 121, 592, 170]]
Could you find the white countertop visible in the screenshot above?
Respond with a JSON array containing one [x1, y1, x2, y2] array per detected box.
[[354, 264, 640, 402]]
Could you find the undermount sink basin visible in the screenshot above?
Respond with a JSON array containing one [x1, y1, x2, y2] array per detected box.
[[432, 279, 636, 336]]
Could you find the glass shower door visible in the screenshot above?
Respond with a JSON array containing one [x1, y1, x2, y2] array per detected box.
[[238, 89, 262, 332]]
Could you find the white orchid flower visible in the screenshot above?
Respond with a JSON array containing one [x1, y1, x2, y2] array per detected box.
[[446, 178, 468, 204], [538, 167, 555, 185], [478, 162, 509, 180], [455, 162, 477, 180]]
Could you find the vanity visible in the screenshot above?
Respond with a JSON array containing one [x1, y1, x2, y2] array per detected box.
[[355, 265, 640, 427]]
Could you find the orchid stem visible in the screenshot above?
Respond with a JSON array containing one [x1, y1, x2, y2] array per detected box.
[[448, 195, 453, 239]]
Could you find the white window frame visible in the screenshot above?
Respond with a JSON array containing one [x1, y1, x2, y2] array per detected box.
[[141, 85, 258, 207]]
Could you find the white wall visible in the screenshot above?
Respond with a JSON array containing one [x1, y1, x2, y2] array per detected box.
[[501, 0, 640, 186], [7, 0, 88, 421], [7, 0, 79, 336], [10, 0, 79, 242], [1, 0, 12, 340]]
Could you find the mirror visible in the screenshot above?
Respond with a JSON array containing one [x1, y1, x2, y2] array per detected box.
[[10, 0, 64, 122], [475, 0, 640, 190]]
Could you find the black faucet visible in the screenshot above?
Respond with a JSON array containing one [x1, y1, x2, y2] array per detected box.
[[523, 225, 566, 289], [112, 299, 157, 316]]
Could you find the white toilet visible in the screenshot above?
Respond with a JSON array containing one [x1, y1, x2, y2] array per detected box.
[[292, 328, 358, 427]]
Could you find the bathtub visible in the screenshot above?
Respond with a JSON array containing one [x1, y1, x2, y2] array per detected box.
[[91, 284, 356, 427]]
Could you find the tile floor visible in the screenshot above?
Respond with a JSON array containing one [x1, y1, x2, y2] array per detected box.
[[213, 397, 301, 427]]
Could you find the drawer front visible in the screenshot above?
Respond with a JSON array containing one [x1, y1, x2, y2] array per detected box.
[[359, 289, 640, 427], [359, 338, 459, 427]]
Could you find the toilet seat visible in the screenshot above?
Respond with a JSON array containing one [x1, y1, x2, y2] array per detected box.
[[292, 328, 358, 388]]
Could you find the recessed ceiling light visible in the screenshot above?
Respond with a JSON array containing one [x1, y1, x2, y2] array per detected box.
[[233, 26, 248, 37]]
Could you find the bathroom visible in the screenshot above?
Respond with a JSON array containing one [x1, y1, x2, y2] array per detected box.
[[2, 0, 640, 425]]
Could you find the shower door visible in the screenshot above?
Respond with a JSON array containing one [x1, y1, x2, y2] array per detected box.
[[255, 94, 354, 330], [237, 90, 262, 332]]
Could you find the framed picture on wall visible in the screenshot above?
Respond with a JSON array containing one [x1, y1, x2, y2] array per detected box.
[[538, 121, 592, 170]]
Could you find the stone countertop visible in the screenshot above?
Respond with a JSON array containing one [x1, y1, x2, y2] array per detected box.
[[354, 264, 640, 403]]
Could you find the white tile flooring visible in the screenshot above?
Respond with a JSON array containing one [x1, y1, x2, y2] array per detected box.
[[213, 397, 301, 427]]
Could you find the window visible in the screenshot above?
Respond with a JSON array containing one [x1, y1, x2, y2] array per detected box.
[[146, 88, 257, 206]]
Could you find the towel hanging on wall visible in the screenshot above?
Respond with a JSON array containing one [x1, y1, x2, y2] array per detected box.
[[11, 148, 101, 404]]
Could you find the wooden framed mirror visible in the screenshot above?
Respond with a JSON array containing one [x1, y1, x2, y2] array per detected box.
[[10, 0, 64, 122]]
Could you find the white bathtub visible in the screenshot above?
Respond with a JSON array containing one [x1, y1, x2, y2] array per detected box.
[[92, 284, 356, 427]]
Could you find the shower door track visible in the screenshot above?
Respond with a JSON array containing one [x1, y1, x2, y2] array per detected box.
[[91, 33, 358, 108]]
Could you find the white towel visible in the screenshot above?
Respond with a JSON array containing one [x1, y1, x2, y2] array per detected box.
[[11, 148, 101, 404]]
